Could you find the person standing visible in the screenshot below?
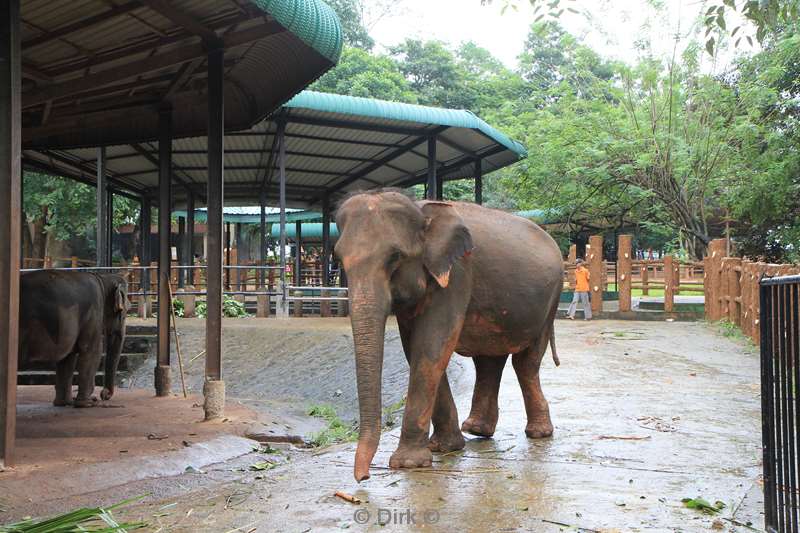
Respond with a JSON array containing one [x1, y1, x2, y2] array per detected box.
[[567, 258, 592, 320]]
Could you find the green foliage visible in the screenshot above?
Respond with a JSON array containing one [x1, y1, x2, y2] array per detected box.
[[194, 296, 249, 319], [0, 497, 146, 532], [172, 298, 185, 318], [312, 47, 418, 102], [307, 404, 358, 447], [681, 497, 726, 514]]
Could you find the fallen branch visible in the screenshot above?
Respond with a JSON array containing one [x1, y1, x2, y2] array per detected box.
[[597, 435, 651, 441], [334, 491, 361, 504]]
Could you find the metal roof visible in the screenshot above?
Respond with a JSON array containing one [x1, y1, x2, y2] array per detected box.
[[173, 207, 320, 224], [20, 0, 342, 150], [24, 90, 527, 208]]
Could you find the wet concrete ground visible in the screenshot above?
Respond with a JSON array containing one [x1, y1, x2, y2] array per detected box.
[[94, 318, 764, 532]]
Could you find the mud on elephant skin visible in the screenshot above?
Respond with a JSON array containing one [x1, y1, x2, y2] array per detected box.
[[335, 190, 563, 481], [19, 270, 130, 407]]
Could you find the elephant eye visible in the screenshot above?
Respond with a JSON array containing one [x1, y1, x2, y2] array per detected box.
[[386, 250, 403, 270]]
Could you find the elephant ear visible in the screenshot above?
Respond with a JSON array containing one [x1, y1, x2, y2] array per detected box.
[[421, 202, 473, 288], [114, 285, 127, 313]]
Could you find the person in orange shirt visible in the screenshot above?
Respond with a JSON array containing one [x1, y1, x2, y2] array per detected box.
[[568, 258, 592, 320]]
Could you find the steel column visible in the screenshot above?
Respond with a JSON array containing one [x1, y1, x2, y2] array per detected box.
[[186, 191, 195, 285], [106, 189, 114, 265], [235, 222, 243, 291], [474, 159, 483, 205], [322, 194, 331, 286], [177, 216, 186, 287], [294, 221, 302, 286], [426, 136, 437, 201], [205, 45, 224, 391], [96, 146, 109, 267], [0, 0, 21, 468], [139, 198, 151, 299], [277, 120, 288, 316], [225, 222, 231, 290], [259, 189, 267, 287], [155, 106, 172, 397]]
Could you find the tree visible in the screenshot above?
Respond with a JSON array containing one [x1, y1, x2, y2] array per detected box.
[[324, 0, 374, 50], [22, 172, 139, 262], [312, 47, 418, 102]]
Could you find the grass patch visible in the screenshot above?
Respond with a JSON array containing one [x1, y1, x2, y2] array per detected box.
[[307, 404, 358, 448], [383, 397, 406, 428]]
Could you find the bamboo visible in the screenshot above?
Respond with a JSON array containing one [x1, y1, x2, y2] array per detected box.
[[166, 278, 188, 398]]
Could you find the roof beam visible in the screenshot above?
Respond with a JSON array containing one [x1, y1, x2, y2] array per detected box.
[[32, 149, 145, 192], [130, 143, 201, 194], [227, 130, 403, 149], [324, 126, 449, 193], [22, 2, 144, 50], [391, 145, 507, 190], [118, 165, 354, 178], [22, 63, 52, 83], [107, 147, 384, 164], [162, 58, 203, 102], [23, 22, 284, 108], [139, 0, 221, 45], [22, 156, 143, 200]]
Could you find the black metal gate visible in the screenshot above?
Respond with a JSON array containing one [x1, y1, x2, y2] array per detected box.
[[761, 275, 800, 532]]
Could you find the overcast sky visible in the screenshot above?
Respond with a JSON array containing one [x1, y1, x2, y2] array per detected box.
[[369, 0, 754, 72]]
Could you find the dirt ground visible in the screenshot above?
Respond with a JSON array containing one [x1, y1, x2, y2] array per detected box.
[[2, 318, 763, 532]]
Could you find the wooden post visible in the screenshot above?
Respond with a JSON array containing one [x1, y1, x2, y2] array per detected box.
[[618, 235, 632, 312], [664, 255, 675, 313], [256, 292, 270, 318], [43, 255, 52, 269], [704, 238, 727, 321], [293, 291, 304, 317], [0, 0, 21, 467], [587, 235, 603, 316], [641, 261, 650, 295], [567, 244, 577, 289], [320, 289, 331, 317], [71, 256, 78, 268], [179, 291, 195, 318], [727, 257, 742, 325]]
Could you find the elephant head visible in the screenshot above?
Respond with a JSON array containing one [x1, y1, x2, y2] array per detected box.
[[334, 191, 473, 481], [100, 274, 129, 401]]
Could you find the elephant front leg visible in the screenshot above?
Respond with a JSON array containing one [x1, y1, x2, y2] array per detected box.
[[391, 305, 468, 469], [74, 338, 102, 408], [53, 352, 78, 406], [397, 319, 464, 454]]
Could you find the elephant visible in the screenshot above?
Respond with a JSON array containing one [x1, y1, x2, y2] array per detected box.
[[19, 270, 129, 407], [335, 190, 563, 481]]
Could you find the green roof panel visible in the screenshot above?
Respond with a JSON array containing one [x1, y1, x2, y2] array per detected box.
[[255, 0, 343, 62], [285, 91, 526, 157]]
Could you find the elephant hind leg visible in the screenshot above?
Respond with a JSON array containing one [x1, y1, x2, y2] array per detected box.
[[53, 351, 78, 406], [512, 336, 553, 439], [461, 355, 508, 437], [73, 336, 102, 408]]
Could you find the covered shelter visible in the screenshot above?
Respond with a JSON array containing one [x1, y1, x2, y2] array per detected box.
[[1, 0, 343, 467], [24, 90, 527, 316]]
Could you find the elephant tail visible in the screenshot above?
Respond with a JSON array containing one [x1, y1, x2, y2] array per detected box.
[[549, 327, 560, 367]]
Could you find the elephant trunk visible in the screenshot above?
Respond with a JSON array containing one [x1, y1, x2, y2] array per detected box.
[[101, 326, 125, 401], [348, 275, 390, 482]]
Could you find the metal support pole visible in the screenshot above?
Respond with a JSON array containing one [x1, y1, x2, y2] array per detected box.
[[224, 221, 231, 290], [155, 106, 173, 397], [204, 45, 225, 417], [96, 146, 109, 267], [186, 191, 195, 285], [474, 159, 483, 205], [235, 222, 243, 293], [322, 194, 331, 286], [139, 198, 151, 316], [259, 189, 267, 288], [294, 221, 302, 286], [277, 120, 288, 317], [177, 216, 185, 288], [426, 136, 437, 201], [0, 0, 21, 468], [106, 189, 114, 265]]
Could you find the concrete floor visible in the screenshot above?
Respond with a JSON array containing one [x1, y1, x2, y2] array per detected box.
[[1, 319, 763, 532]]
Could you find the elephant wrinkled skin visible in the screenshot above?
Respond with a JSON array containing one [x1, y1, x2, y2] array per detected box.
[[335, 191, 563, 481], [19, 270, 129, 407]]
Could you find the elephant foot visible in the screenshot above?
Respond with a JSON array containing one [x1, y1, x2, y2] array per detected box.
[[53, 398, 73, 407], [73, 396, 98, 408], [100, 387, 114, 401], [524, 418, 554, 439], [389, 445, 433, 469], [428, 430, 466, 453], [461, 416, 497, 438]]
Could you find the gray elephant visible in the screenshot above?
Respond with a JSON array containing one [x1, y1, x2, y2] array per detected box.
[[335, 191, 563, 481], [19, 270, 129, 407]]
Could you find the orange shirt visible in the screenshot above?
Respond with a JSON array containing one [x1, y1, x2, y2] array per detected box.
[[575, 266, 590, 292]]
